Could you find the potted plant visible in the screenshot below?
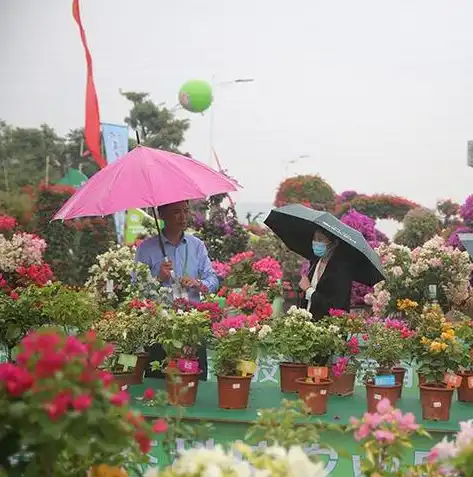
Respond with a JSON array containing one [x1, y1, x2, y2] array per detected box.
[[322, 309, 366, 396], [211, 314, 269, 409], [216, 251, 287, 312], [362, 321, 405, 412], [154, 308, 212, 406], [0, 329, 164, 477], [415, 305, 468, 420], [262, 306, 314, 393], [295, 322, 345, 415], [455, 316, 473, 402], [93, 298, 161, 386], [86, 244, 165, 307]]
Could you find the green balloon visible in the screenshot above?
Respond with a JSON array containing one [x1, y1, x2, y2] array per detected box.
[[179, 80, 213, 113]]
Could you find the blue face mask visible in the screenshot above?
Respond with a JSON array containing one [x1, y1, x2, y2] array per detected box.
[[312, 241, 327, 258]]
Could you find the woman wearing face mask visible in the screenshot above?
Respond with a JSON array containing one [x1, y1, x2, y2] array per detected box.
[[298, 228, 354, 320]]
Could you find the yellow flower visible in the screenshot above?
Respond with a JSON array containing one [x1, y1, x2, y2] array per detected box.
[[441, 329, 455, 341], [91, 465, 128, 477], [421, 336, 430, 345], [430, 341, 446, 353], [397, 298, 418, 310]]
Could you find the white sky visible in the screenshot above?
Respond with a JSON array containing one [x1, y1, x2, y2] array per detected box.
[[2, 0, 473, 236]]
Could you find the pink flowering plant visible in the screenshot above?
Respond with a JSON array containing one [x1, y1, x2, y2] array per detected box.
[[427, 419, 473, 477], [213, 251, 286, 300], [366, 237, 473, 315], [0, 329, 166, 477], [211, 313, 270, 376], [224, 285, 274, 321], [348, 398, 430, 477]]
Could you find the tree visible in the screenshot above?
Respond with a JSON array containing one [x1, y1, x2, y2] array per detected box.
[[121, 91, 190, 152], [394, 207, 440, 249]]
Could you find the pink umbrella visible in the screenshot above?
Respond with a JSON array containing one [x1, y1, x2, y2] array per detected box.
[[53, 146, 239, 220]]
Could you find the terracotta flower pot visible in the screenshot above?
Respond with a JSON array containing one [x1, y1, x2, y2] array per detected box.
[[365, 382, 401, 413], [393, 367, 406, 399], [217, 375, 252, 409], [165, 371, 200, 407], [296, 378, 332, 415], [112, 372, 136, 387], [458, 371, 473, 402], [420, 383, 454, 421], [417, 373, 427, 387], [279, 362, 308, 393], [328, 371, 356, 396]]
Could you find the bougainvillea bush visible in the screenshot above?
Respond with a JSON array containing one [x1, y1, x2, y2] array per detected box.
[[366, 237, 473, 315], [0, 330, 166, 477], [0, 214, 53, 293], [274, 174, 336, 211], [394, 207, 440, 249], [213, 251, 287, 301]]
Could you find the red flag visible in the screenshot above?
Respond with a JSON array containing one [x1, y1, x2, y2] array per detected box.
[[72, 0, 106, 169]]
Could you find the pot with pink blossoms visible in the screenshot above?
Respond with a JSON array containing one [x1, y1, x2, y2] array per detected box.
[[211, 313, 269, 409]]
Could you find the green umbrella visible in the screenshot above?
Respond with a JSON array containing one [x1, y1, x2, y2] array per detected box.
[[57, 168, 88, 189], [459, 233, 473, 257], [264, 204, 385, 286]]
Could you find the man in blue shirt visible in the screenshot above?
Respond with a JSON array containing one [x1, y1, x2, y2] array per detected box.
[[136, 200, 218, 380]]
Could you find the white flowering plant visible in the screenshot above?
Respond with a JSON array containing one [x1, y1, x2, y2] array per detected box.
[[366, 237, 473, 315], [93, 298, 162, 356], [144, 443, 326, 477], [261, 306, 318, 364], [154, 309, 212, 364], [86, 244, 164, 307], [210, 314, 269, 376]]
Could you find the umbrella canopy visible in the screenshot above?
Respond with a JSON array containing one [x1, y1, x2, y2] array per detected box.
[[52, 146, 238, 221], [264, 204, 385, 286], [459, 233, 473, 258]]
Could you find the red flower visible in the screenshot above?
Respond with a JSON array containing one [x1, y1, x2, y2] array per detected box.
[[73, 394, 93, 411], [110, 390, 129, 407], [0, 215, 17, 231], [36, 351, 67, 378], [143, 388, 155, 400], [98, 370, 114, 387], [0, 363, 34, 396], [126, 410, 145, 428], [64, 336, 88, 356], [9, 291, 19, 300], [135, 430, 152, 453], [152, 418, 168, 434], [45, 391, 72, 420]]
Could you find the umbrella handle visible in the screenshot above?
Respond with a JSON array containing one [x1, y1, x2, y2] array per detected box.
[[151, 207, 167, 258]]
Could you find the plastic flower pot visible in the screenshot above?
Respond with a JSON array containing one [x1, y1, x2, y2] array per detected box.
[[457, 371, 473, 402], [217, 375, 252, 409], [296, 378, 332, 415], [393, 367, 407, 399], [420, 383, 454, 421], [165, 370, 200, 407], [365, 382, 401, 413], [279, 362, 308, 393], [328, 370, 356, 396]]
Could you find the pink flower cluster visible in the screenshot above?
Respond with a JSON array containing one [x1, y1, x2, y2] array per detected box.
[[226, 288, 273, 320], [331, 357, 350, 377], [212, 261, 231, 279], [212, 314, 260, 338], [252, 256, 283, 281], [229, 251, 254, 265], [350, 398, 419, 443], [384, 318, 414, 339], [0, 215, 17, 231], [347, 336, 360, 354]]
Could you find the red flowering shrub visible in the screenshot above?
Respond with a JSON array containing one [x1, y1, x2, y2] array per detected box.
[[0, 330, 166, 476]]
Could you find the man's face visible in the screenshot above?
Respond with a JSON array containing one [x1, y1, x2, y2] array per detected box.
[[161, 201, 190, 231]]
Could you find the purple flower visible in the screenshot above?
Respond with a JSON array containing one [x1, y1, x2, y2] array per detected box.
[[460, 195, 473, 227], [341, 209, 378, 244]]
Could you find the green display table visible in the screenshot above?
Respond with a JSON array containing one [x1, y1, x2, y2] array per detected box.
[[130, 377, 470, 476]]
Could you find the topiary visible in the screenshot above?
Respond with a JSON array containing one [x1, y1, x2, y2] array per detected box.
[[394, 207, 440, 249], [274, 174, 336, 210]]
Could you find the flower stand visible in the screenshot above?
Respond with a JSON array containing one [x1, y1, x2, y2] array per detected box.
[[365, 382, 401, 413], [279, 362, 307, 393], [296, 378, 332, 415], [217, 375, 252, 409], [419, 383, 454, 421], [329, 371, 356, 396], [165, 371, 200, 407]]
